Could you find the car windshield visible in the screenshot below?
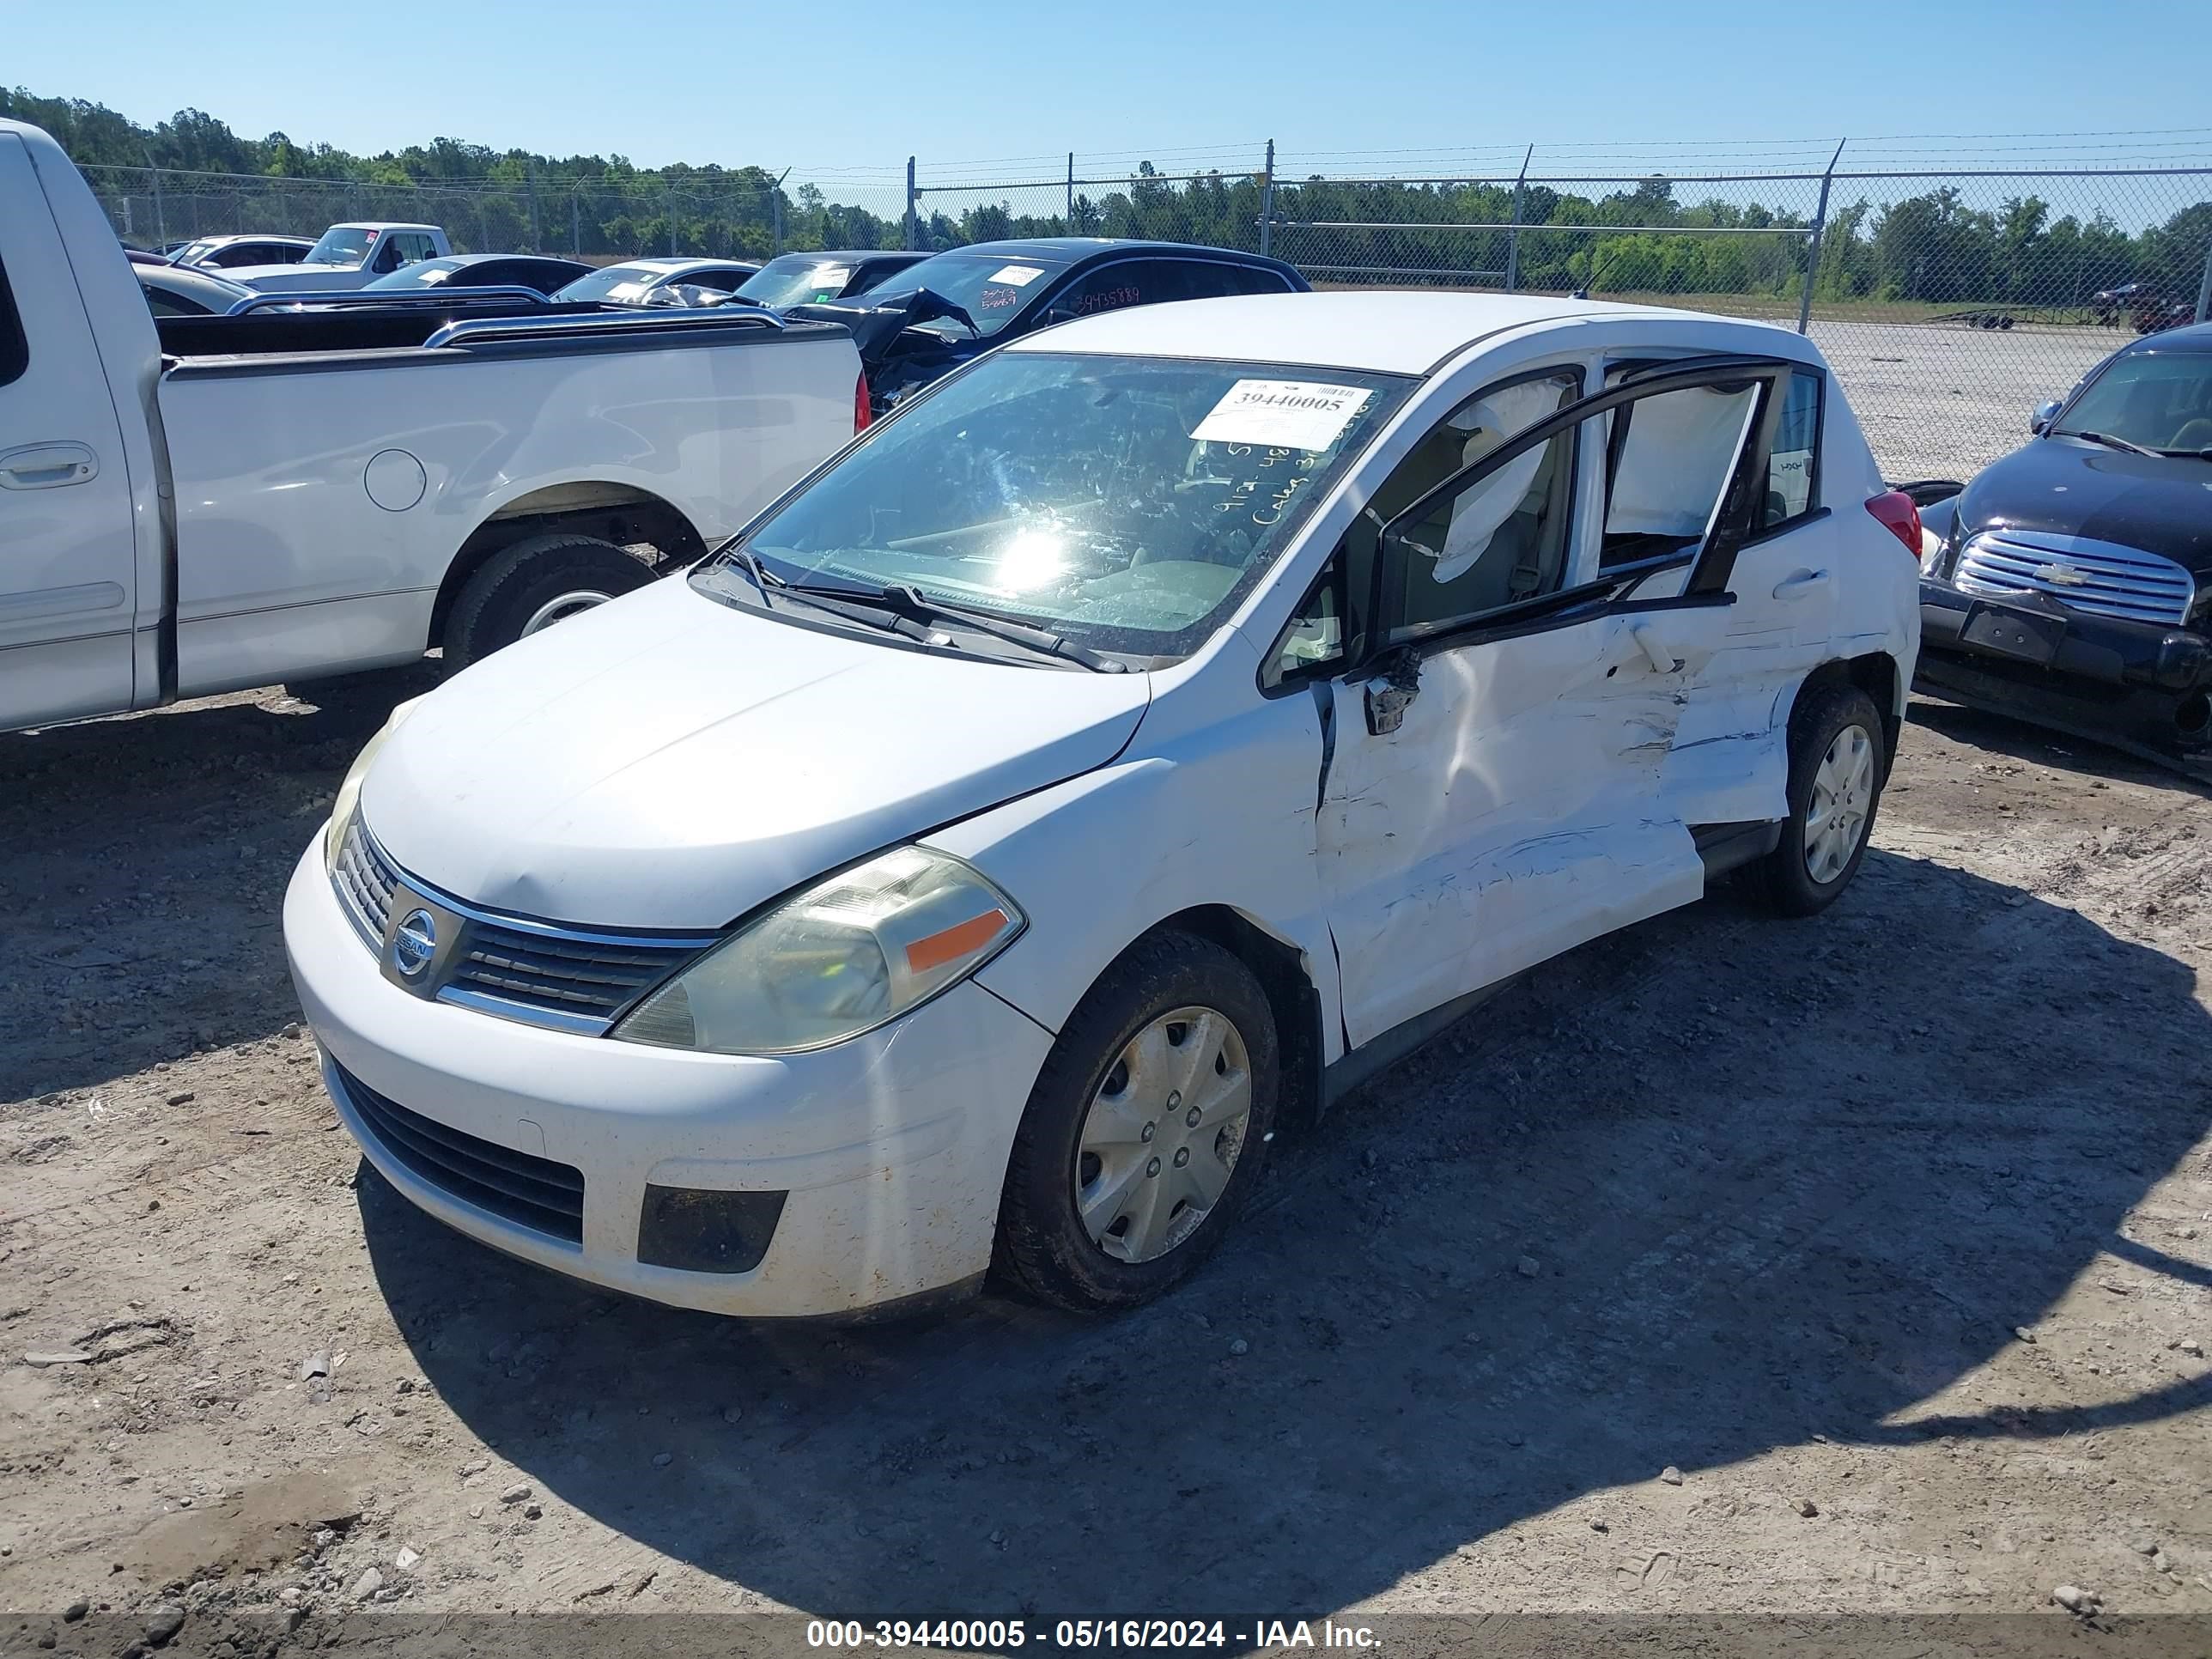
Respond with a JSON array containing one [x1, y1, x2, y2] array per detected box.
[[861, 251, 1075, 337], [2055, 349, 2212, 454], [734, 255, 862, 308], [552, 264, 674, 304], [301, 228, 379, 268], [368, 258, 464, 289], [698, 351, 1408, 661], [173, 240, 217, 264]]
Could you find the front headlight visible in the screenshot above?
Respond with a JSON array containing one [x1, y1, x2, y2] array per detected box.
[[612, 847, 1024, 1055], [323, 696, 424, 874]]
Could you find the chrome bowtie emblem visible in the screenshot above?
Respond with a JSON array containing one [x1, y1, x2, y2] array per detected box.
[[392, 908, 437, 979], [2035, 562, 2090, 586]]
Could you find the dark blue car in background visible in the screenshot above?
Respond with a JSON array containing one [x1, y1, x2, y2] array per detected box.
[[787, 237, 1310, 419]]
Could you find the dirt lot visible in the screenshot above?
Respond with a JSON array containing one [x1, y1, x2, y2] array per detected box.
[[3, 669, 2211, 1647]]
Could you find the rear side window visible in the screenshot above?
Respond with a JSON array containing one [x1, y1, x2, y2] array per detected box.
[[1760, 369, 1823, 529], [1213, 263, 1298, 296], [0, 254, 29, 386]]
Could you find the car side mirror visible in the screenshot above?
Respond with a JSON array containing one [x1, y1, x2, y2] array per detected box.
[[2031, 398, 2061, 435]]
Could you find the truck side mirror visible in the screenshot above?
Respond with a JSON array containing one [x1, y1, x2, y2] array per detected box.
[[2031, 398, 2061, 435]]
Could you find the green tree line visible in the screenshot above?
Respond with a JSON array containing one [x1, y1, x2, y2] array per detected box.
[[10, 85, 2209, 306]]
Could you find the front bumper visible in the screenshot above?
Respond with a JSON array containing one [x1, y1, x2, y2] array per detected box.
[[1917, 580, 2212, 752], [283, 842, 1054, 1317]]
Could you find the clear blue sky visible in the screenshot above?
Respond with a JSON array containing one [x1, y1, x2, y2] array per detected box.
[[10, 0, 2211, 176]]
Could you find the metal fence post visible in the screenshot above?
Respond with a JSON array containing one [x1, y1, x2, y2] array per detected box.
[[1796, 137, 1847, 335], [667, 179, 678, 257], [572, 194, 581, 257], [1505, 143, 1532, 292], [1066, 152, 1074, 228], [904, 156, 919, 251], [148, 164, 167, 248], [2196, 233, 2212, 325], [527, 164, 540, 252], [1259, 140, 1275, 258], [773, 191, 783, 257]]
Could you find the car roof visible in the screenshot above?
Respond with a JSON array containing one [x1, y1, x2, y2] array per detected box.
[[918, 237, 1283, 266], [332, 222, 440, 234], [1003, 289, 1814, 376], [2122, 322, 2212, 355], [189, 233, 312, 247], [605, 257, 759, 276], [767, 249, 924, 264]]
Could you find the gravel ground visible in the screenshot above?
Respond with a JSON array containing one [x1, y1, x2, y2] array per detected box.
[[1807, 319, 2123, 485], [3, 669, 2211, 1646]]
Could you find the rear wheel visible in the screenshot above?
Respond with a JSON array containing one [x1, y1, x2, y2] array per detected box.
[[443, 533, 654, 671], [1753, 680, 1887, 917], [994, 932, 1279, 1312]]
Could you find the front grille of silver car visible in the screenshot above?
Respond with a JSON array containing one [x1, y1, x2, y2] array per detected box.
[[1954, 530, 2197, 627], [331, 818, 715, 1036]]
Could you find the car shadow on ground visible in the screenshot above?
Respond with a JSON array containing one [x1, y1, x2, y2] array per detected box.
[[0, 667, 437, 1103], [362, 846, 2212, 1616]]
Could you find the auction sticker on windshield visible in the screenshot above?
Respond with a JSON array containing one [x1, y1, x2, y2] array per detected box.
[[1192, 380, 1375, 452], [989, 264, 1046, 285]]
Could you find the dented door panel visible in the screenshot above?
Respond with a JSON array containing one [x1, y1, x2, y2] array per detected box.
[[1316, 610, 1706, 1049]]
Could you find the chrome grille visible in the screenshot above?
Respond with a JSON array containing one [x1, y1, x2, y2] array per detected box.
[[443, 919, 708, 1035], [331, 819, 713, 1036], [332, 818, 401, 948], [1955, 530, 2197, 627]]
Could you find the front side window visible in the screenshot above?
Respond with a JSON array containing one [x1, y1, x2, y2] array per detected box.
[[701, 352, 1409, 661], [1358, 369, 1583, 644], [2054, 349, 2212, 455]]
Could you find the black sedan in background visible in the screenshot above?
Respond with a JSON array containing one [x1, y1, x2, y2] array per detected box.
[[1916, 324, 2212, 760], [364, 253, 595, 296], [787, 238, 1310, 417]]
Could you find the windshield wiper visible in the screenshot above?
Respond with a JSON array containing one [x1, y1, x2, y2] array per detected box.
[[782, 577, 1124, 672], [2063, 429, 2158, 458]]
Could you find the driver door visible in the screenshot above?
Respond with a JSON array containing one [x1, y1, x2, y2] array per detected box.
[[1311, 357, 1796, 1049]]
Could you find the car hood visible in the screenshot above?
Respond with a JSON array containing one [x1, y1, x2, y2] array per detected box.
[[1960, 437, 2212, 576], [360, 576, 1152, 931]]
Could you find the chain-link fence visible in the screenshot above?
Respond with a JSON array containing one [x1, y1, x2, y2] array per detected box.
[[89, 140, 2212, 483], [83, 166, 913, 264]]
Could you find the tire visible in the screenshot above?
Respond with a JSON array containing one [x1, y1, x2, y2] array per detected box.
[[442, 533, 654, 672], [1753, 679, 1887, 918], [994, 932, 1280, 1313]]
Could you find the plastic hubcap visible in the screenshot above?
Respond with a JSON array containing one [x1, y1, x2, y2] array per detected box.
[[1074, 1006, 1252, 1264]]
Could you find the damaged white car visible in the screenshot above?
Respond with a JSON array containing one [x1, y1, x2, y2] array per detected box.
[[285, 291, 1922, 1319]]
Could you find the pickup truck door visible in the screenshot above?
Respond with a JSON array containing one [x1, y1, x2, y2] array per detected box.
[[0, 132, 140, 728], [1314, 358, 1797, 1049]]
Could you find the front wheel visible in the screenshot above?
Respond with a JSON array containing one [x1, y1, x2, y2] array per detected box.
[[994, 932, 1279, 1313], [1753, 680, 1887, 917], [443, 533, 655, 671]]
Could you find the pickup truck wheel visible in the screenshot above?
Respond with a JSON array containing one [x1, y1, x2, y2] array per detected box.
[[994, 932, 1279, 1313], [1753, 680, 1887, 918], [444, 534, 653, 671]]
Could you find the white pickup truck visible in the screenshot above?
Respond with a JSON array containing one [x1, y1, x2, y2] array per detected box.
[[0, 118, 865, 734], [226, 222, 453, 292]]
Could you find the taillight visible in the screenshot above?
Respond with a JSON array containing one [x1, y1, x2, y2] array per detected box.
[[1865, 489, 1922, 560], [854, 371, 872, 434]]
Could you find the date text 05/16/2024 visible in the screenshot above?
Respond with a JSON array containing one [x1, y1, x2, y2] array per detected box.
[[805, 1619, 1382, 1650]]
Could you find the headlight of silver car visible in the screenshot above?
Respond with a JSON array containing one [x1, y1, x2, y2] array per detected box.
[[612, 847, 1024, 1054], [323, 696, 425, 875]]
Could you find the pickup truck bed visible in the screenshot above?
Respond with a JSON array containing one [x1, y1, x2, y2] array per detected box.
[[0, 114, 864, 734]]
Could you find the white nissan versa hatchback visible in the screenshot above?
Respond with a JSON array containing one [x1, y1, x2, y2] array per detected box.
[[285, 292, 1922, 1319]]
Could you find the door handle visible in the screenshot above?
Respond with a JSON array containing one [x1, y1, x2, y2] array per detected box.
[[1361, 649, 1421, 736], [0, 443, 99, 490], [1771, 567, 1832, 603], [1628, 622, 1683, 674]]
